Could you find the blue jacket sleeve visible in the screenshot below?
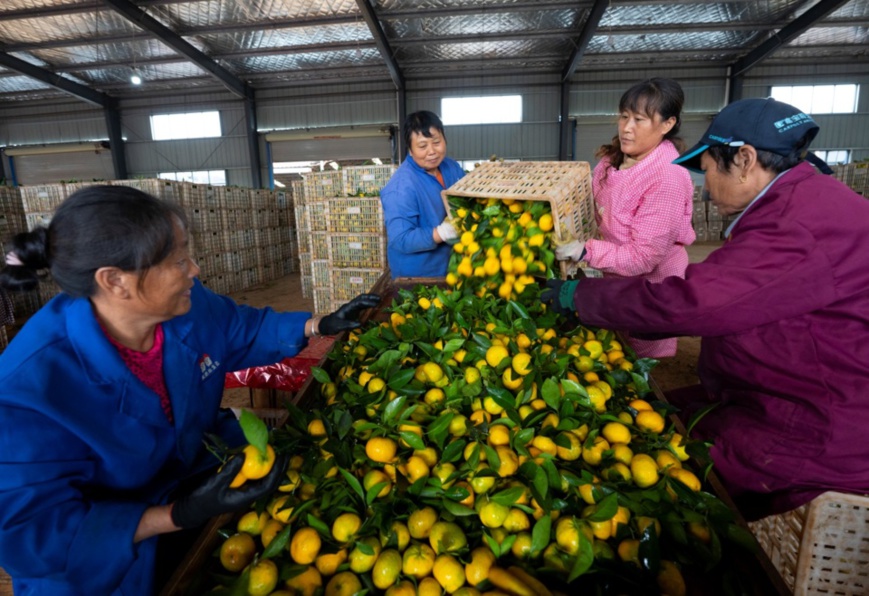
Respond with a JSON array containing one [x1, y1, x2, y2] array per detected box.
[[192, 281, 311, 373], [381, 170, 441, 255]]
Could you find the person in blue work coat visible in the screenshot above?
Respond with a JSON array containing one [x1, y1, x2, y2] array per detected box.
[[380, 110, 466, 278], [0, 185, 379, 595]]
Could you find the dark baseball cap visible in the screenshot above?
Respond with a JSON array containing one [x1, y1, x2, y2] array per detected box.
[[673, 98, 823, 173]]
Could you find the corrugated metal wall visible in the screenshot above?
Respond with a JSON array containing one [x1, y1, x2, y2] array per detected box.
[[410, 74, 562, 162], [257, 82, 396, 131], [743, 64, 869, 162], [568, 69, 725, 163], [120, 90, 256, 187], [0, 65, 866, 187]]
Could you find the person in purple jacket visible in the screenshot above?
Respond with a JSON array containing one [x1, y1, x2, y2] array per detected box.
[[542, 98, 869, 521]]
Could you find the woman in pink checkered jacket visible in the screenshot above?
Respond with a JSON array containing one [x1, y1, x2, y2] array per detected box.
[[557, 78, 695, 358]]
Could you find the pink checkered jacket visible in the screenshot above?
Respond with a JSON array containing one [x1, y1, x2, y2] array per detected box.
[[584, 140, 695, 357]]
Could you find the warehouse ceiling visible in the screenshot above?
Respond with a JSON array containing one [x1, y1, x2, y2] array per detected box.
[[0, 0, 866, 104]]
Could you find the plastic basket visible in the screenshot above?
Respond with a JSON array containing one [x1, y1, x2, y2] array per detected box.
[[294, 205, 309, 232], [19, 184, 65, 212], [291, 180, 306, 206], [25, 212, 52, 232], [312, 259, 331, 288], [310, 232, 329, 260], [327, 234, 386, 269], [304, 171, 345, 200], [325, 198, 385, 234], [307, 202, 327, 232], [313, 287, 333, 316], [330, 268, 384, 302], [441, 161, 596, 278], [748, 491, 869, 595], [343, 165, 397, 196], [301, 273, 313, 299]]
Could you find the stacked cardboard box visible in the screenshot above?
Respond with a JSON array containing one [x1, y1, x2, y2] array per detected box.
[[690, 185, 736, 242], [0, 186, 27, 351], [0, 180, 300, 355], [108, 181, 298, 296], [831, 163, 868, 197], [301, 165, 396, 315]]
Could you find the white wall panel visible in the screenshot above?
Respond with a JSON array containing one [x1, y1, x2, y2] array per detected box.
[[408, 76, 562, 162], [270, 136, 392, 162], [0, 66, 865, 188], [0, 100, 106, 147], [257, 84, 396, 131], [11, 150, 115, 185]]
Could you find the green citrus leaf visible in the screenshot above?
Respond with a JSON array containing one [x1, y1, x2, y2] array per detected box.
[[238, 409, 268, 455]]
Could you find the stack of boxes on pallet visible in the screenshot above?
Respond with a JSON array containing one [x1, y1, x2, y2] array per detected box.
[[831, 163, 868, 197], [0, 186, 27, 352], [107, 180, 298, 295], [292, 180, 312, 300], [0, 180, 300, 355], [294, 165, 397, 315], [690, 184, 736, 242], [692, 162, 868, 243]]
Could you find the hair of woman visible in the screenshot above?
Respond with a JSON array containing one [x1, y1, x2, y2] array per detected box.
[[402, 110, 446, 155], [0, 185, 187, 297], [595, 77, 686, 170]]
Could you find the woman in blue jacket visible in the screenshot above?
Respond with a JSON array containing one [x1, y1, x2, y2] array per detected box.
[[380, 110, 465, 278], [0, 185, 378, 595]]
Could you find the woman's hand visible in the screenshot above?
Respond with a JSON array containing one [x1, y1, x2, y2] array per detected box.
[[317, 293, 381, 336], [170, 453, 289, 529], [434, 218, 458, 244], [555, 240, 586, 261]]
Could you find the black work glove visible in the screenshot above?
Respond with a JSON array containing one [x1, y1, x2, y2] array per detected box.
[[540, 279, 580, 316], [171, 452, 289, 529], [319, 293, 381, 336]]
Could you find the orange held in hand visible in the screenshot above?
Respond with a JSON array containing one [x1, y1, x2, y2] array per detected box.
[[230, 443, 277, 488]]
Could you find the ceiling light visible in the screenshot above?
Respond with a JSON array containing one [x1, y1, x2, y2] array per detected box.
[[274, 180, 286, 187], [372, 157, 382, 165], [328, 161, 339, 171], [130, 68, 142, 85]]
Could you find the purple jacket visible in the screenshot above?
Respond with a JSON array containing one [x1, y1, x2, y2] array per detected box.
[[575, 162, 869, 514]]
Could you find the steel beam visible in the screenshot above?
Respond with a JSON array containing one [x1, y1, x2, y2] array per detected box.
[[730, 0, 852, 78], [103, 0, 253, 101], [104, 99, 128, 179], [562, 0, 608, 82], [355, 0, 404, 90], [0, 51, 109, 107]]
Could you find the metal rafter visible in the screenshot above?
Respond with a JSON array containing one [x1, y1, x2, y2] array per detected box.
[[0, 51, 110, 107], [355, 0, 404, 90], [9, 14, 869, 55], [560, 0, 608, 160], [0, 51, 128, 178], [378, 0, 587, 19], [562, 0, 608, 82], [102, 0, 253, 101], [730, 0, 854, 77], [0, 0, 190, 20]]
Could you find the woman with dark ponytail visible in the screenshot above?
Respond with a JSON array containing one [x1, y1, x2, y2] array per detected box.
[[0, 185, 378, 594], [555, 78, 696, 358], [1, 226, 48, 292]]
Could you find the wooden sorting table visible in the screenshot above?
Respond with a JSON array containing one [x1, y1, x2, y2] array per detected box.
[[161, 274, 790, 596]]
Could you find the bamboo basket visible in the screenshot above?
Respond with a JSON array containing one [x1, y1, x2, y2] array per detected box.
[[442, 161, 596, 278], [748, 491, 869, 595]]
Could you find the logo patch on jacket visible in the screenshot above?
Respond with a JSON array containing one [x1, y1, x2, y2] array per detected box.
[[198, 353, 221, 380]]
